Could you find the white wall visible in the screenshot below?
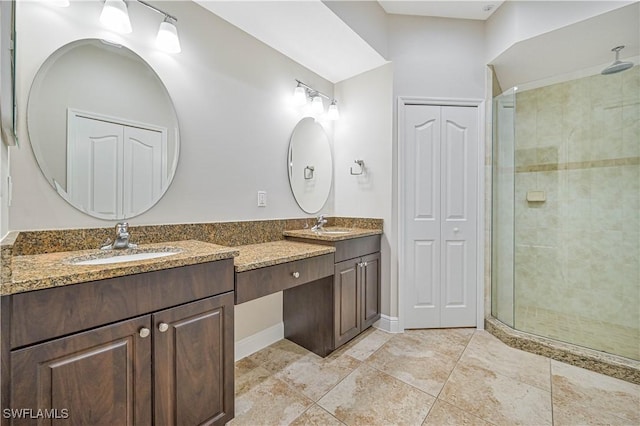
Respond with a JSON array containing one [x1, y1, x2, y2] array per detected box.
[[12, 0, 335, 231], [334, 63, 393, 317], [389, 15, 486, 99]]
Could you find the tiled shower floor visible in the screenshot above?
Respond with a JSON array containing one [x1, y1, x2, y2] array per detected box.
[[230, 328, 640, 425]]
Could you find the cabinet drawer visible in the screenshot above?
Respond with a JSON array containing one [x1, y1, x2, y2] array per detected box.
[[235, 254, 334, 304], [10, 259, 234, 349], [334, 235, 381, 263]]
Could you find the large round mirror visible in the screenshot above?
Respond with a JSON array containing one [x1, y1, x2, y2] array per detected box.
[[27, 39, 179, 220], [288, 118, 332, 213]]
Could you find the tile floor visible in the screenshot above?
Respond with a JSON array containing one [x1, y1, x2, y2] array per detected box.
[[230, 327, 640, 426]]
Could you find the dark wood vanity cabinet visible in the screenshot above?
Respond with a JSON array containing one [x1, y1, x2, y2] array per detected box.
[[334, 252, 381, 348], [154, 293, 234, 426], [11, 315, 153, 425], [2, 260, 235, 426], [284, 235, 381, 356]]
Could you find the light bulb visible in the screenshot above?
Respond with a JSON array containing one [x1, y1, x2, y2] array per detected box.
[[293, 85, 307, 106], [156, 17, 181, 53], [311, 95, 324, 115], [327, 101, 340, 120], [100, 0, 132, 34]]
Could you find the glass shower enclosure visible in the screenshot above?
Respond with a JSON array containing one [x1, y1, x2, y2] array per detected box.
[[491, 67, 640, 361]]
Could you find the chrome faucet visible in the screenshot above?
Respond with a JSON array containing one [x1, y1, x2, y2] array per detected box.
[[101, 222, 137, 250], [311, 215, 328, 232]]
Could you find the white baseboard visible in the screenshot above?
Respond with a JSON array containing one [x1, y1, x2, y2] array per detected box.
[[234, 322, 284, 361], [374, 314, 401, 333]]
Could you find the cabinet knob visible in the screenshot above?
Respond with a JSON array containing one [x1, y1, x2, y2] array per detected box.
[[139, 327, 150, 338], [158, 323, 169, 333], [292, 271, 300, 278], [363, 262, 368, 267], [453, 227, 460, 233]]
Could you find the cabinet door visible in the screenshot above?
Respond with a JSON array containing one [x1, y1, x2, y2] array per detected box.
[[154, 293, 234, 426], [10, 316, 152, 425], [361, 252, 381, 329], [334, 260, 361, 348]]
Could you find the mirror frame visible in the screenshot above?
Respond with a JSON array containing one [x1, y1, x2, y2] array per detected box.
[[287, 117, 333, 214], [27, 38, 180, 220]]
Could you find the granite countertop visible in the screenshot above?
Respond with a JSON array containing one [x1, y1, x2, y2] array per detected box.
[[283, 227, 383, 242], [234, 240, 336, 272], [3, 240, 239, 296]]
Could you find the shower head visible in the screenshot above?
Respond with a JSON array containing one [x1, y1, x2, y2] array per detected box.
[[601, 46, 634, 75]]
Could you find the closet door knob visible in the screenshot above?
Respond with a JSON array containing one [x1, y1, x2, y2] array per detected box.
[[139, 327, 150, 338], [158, 323, 169, 333], [292, 271, 300, 278]]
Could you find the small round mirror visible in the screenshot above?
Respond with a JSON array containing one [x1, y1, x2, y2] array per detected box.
[[27, 39, 180, 220], [287, 118, 332, 213]]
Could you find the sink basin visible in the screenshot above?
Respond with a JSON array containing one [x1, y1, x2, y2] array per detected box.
[[70, 249, 182, 266], [316, 228, 352, 235]]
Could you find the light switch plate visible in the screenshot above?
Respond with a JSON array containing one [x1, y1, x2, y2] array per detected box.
[[257, 191, 267, 207]]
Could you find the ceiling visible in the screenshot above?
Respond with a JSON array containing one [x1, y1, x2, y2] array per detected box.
[[194, 0, 506, 84], [195, 1, 387, 83], [196, 1, 637, 88], [491, 2, 640, 90], [378, 0, 504, 20]]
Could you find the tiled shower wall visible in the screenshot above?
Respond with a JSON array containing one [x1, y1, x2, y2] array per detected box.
[[512, 66, 639, 359]]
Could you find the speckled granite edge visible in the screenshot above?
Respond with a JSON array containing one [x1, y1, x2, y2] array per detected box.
[[283, 228, 382, 242], [485, 316, 640, 385], [234, 241, 336, 272], [3, 241, 238, 296]]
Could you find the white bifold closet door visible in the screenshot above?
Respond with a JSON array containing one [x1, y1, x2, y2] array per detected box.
[[68, 114, 164, 219], [403, 104, 479, 329]]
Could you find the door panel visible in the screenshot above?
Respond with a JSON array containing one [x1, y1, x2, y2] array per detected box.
[[154, 293, 234, 426], [361, 253, 381, 329], [440, 106, 478, 327], [414, 118, 439, 220], [334, 260, 360, 347], [123, 126, 165, 217], [443, 120, 468, 220], [68, 116, 123, 218], [404, 104, 478, 328], [10, 316, 152, 426], [404, 105, 442, 328]]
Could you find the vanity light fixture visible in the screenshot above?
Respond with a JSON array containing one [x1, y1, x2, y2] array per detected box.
[[311, 94, 324, 115], [100, 0, 132, 34], [156, 16, 181, 53], [99, 0, 182, 53], [293, 79, 340, 120], [327, 100, 340, 121], [293, 83, 307, 106]]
